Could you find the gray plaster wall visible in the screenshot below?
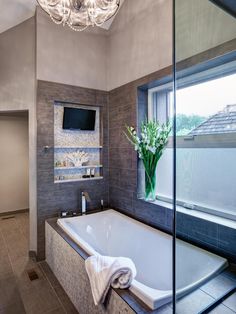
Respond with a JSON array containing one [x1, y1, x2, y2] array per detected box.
[[0, 114, 29, 213], [35, 0, 173, 91], [0, 17, 37, 252], [36, 7, 108, 91], [107, 0, 173, 91], [107, 0, 236, 90], [176, 0, 236, 61], [0, 17, 35, 110]]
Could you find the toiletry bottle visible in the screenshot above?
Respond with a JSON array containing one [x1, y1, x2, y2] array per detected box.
[[91, 168, 95, 178], [87, 168, 91, 178]]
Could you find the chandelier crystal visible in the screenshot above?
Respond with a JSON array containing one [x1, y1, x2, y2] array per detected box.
[[37, 0, 120, 31]]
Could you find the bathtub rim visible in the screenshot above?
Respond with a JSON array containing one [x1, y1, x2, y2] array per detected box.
[[56, 209, 228, 310], [45, 208, 229, 312], [57, 209, 175, 310]]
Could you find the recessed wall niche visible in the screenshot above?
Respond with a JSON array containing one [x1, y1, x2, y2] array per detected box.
[[54, 102, 103, 183]]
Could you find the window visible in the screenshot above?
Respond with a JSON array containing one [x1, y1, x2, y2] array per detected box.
[[148, 60, 236, 221]]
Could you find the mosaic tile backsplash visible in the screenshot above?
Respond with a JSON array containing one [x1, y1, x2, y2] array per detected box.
[[54, 103, 100, 147], [54, 103, 101, 181]]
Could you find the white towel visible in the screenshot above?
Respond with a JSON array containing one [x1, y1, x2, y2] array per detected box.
[[85, 255, 137, 305]]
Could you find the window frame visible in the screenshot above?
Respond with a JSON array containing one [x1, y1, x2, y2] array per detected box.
[[147, 58, 236, 221], [148, 59, 236, 149]]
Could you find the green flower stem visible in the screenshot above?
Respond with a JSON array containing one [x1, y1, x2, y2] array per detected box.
[[124, 120, 171, 201]]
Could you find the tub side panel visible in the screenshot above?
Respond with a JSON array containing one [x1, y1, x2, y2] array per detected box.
[[45, 222, 135, 314]]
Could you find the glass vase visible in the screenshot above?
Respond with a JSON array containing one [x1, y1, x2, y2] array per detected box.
[[145, 169, 157, 202]]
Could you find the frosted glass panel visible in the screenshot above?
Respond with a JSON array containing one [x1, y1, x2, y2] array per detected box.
[[157, 148, 236, 217]]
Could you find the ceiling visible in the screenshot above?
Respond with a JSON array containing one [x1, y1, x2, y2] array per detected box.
[[0, 0, 124, 34], [210, 0, 236, 18], [0, 0, 36, 34]]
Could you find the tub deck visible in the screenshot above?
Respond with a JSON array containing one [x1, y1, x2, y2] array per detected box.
[[57, 209, 228, 310]]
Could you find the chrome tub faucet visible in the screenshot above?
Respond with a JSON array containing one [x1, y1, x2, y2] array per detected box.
[[81, 191, 91, 215]]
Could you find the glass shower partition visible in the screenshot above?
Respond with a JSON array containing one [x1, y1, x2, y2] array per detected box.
[[174, 0, 236, 313]]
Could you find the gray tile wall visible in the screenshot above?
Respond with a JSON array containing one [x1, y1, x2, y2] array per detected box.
[[177, 212, 236, 263], [37, 80, 109, 260], [108, 69, 236, 263], [108, 69, 174, 233]]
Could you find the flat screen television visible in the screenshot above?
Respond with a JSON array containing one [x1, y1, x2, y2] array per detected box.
[[63, 107, 96, 131]]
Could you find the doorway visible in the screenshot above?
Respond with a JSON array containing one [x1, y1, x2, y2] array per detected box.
[[0, 111, 29, 215]]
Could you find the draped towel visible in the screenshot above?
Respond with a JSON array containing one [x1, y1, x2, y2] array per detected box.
[[85, 255, 137, 305]]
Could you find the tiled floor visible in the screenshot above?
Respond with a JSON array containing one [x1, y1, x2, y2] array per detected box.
[[0, 211, 236, 314], [157, 268, 236, 314], [0, 212, 78, 314], [175, 265, 236, 314]]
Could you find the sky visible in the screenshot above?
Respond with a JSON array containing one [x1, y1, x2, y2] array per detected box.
[[176, 73, 236, 117]]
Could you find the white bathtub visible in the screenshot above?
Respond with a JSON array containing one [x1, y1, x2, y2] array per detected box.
[[57, 209, 228, 310]]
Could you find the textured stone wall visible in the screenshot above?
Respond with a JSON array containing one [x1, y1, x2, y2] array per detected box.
[[46, 222, 135, 314], [54, 103, 100, 147], [37, 80, 109, 260], [54, 103, 101, 181]]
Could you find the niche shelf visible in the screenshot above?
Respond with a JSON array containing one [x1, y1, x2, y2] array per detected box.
[[54, 146, 103, 149], [55, 165, 103, 170], [54, 103, 103, 184], [54, 176, 104, 184]]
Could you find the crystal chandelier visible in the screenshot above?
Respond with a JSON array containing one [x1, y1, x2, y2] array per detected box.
[[37, 0, 120, 31]]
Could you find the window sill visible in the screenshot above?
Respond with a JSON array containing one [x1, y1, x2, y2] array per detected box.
[[148, 198, 236, 230], [177, 206, 236, 229]]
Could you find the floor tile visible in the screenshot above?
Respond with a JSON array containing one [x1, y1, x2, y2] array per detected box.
[[0, 217, 18, 236], [19, 279, 61, 314], [0, 250, 13, 278], [223, 292, 236, 312], [209, 304, 235, 314], [11, 255, 39, 278], [176, 289, 214, 314], [53, 285, 78, 314], [15, 213, 29, 238], [39, 261, 61, 289], [7, 242, 29, 262], [39, 262, 78, 314], [155, 304, 172, 314], [0, 212, 67, 314], [0, 302, 26, 314], [0, 274, 24, 311], [200, 274, 236, 299], [0, 231, 7, 249], [13, 259, 46, 293], [46, 307, 66, 314]]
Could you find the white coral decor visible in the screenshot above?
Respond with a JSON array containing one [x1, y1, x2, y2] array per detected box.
[[66, 150, 89, 167]]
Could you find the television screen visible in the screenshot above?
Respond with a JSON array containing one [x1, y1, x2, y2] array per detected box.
[[63, 107, 96, 131]]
